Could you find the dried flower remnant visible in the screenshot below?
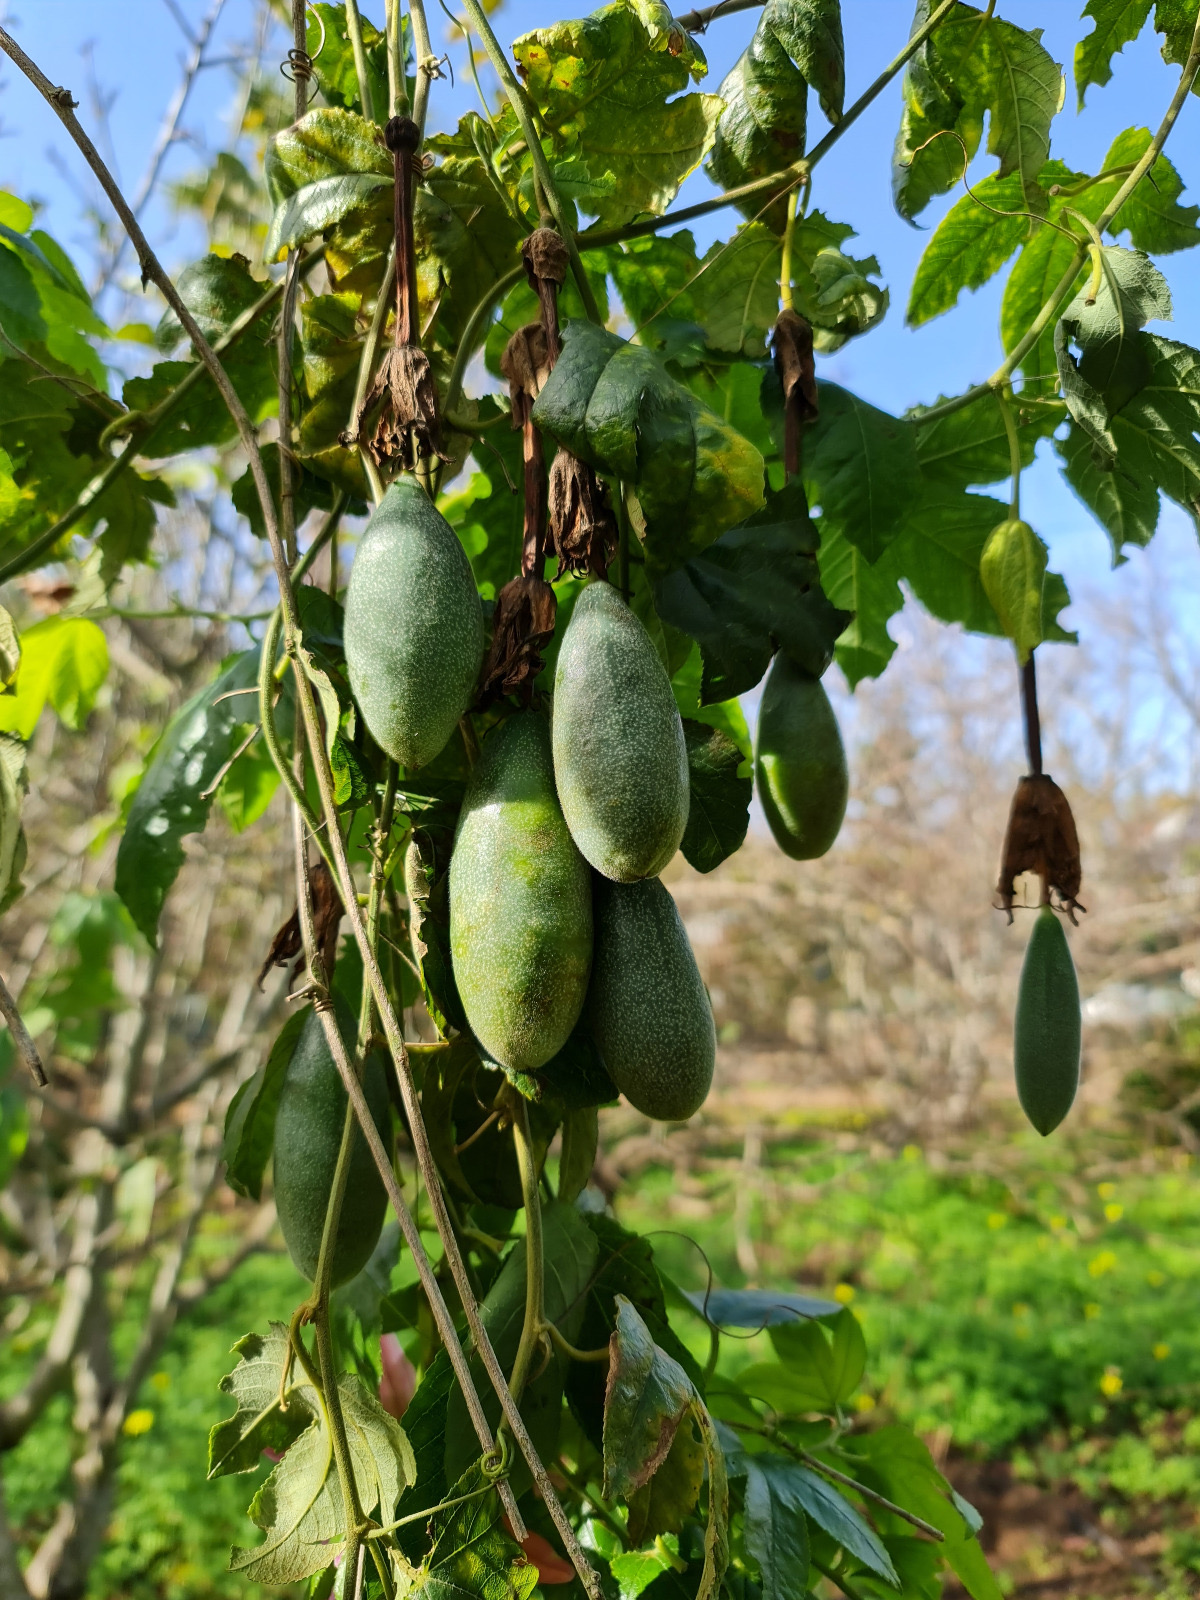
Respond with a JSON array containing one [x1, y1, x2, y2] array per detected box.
[[257, 858, 343, 987], [996, 774, 1084, 923], [548, 449, 616, 578], [352, 115, 448, 468], [478, 573, 558, 706], [772, 307, 818, 477]]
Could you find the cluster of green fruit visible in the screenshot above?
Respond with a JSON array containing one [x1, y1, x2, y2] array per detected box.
[[271, 469, 857, 1283]]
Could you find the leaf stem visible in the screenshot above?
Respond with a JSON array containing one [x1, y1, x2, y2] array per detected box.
[[779, 188, 798, 312], [508, 1098, 546, 1407], [458, 0, 601, 324], [996, 388, 1021, 520], [544, 1322, 611, 1364], [810, 1558, 868, 1600], [344, 0, 376, 122], [0, 967, 46, 1087], [1022, 653, 1043, 778]]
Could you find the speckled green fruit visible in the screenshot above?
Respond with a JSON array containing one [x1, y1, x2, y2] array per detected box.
[[755, 653, 848, 860], [552, 581, 688, 882], [450, 712, 592, 1072], [344, 477, 483, 770], [1014, 904, 1081, 1136], [273, 1010, 392, 1285], [588, 876, 715, 1121]]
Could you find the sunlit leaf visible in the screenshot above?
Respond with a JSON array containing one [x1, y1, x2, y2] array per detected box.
[[0, 616, 109, 739]]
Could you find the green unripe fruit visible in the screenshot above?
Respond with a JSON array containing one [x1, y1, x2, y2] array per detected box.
[[273, 1011, 392, 1285], [1014, 904, 1081, 1136], [450, 711, 592, 1072], [587, 876, 715, 1121], [552, 581, 688, 882], [754, 653, 848, 860], [344, 477, 484, 770]]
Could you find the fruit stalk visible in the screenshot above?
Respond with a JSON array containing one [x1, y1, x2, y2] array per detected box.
[[1021, 653, 1043, 780], [507, 1097, 545, 1407]]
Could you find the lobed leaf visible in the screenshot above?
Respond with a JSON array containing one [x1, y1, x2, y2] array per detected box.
[[208, 1323, 315, 1480], [1075, 0, 1153, 107], [804, 382, 919, 565], [743, 1456, 812, 1600], [907, 170, 1028, 326], [0, 616, 109, 740], [515, 2, 719, 228]]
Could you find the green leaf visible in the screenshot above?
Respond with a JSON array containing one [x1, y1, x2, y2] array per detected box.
[[894, 6, 1062, 222], [1075, 0, 1153, 107], [843, 1427, 1002, 1600], [1102, 127, 1200, 253], [743, 1456, 812, 1600], [654, 479, 851, 700], [222, 1008, 311, 1202], [603, 1295, 698, 1501], [679, 721, 750, 875], [265, 172, 391, 262], [1155, 0, 1200, 86], [805, 383, 920, 564], [753, 1310, 864, 1411], [907, 170, 1028, 325], [911, 390, 1060, 488], [1092, 333, 1200, 533], [417, 147, 529, 347], [231, 1372, 415, 1584], [775, 1463, 898, 1586], [681, 1288, 840, 1327], [208, 1323, 315, 1480], [1055, 419, 1158, 558], [418, 1462, 539, 1600], [706, 0, 845, 227], [265, 106, 389, 202], [114, 648, 261, 945], [532, 321, 764, 573], [0, 616, 109, 739], [627, 1406, 706, 1544], [306, 3, 389, 119], [514, 3, 720, 228], [815, 526, 903, 687]]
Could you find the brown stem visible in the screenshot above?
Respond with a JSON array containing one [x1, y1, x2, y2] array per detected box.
[[387, 116, 421, 349], [520, 403, 546, 580], [0, 967, 46, 1086], [1022, 654, 1043, 777]]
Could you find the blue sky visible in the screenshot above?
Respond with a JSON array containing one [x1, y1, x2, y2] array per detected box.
[[3, 0, 1199, 645]]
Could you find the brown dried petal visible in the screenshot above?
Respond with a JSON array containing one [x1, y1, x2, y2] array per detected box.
[[548, 449, 616, 578], [477, 575, 557, 707], [522, 228, 568, 290], [996, 774, 1085, 922], [257, 859, 344, 988], [501, 323, 550, 418], [354, 344, 449, 467], [772, 308, 818, 423]]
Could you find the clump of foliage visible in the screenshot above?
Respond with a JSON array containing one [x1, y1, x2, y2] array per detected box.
[[1, 1, 1200, 1598]]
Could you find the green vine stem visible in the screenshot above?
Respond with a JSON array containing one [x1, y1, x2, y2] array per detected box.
[[508, 1098, 546, 1408], [344, 0, 376, 123], [913, 6, 1200, 428], [386, 0, 407, 118], [441, 263, 524, 421], [544, 1322, 610, 1364], [409, 0, 437, 137], [458, 0, 602, 324], [278, 0, 312, 566], [995, 388, 1021, 520], [778, 187, 798, 311], [811, 1558, 868, 1600], [359, 761, 399, 1055]]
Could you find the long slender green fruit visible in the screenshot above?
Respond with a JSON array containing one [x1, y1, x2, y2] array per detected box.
[[273, 1011, 392, 1285], [344, 477, 484, 771], [1014, 904, 1081, 1137], [588, 875, 715, 1122], [450, 711, 593, 1073], [755, 653, 848, 860], [552, 582, 688, 883]]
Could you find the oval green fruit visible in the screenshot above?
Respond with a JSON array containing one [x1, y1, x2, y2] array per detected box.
[[450, 711, 592, 1072], [273, 1010, 392, 1285], [344, 476, 483, 770], [587, 876, 715, 1121], [1014, 903, 1081, 1136], [552, 581, 688, 882], [754, 653, 848, 860]]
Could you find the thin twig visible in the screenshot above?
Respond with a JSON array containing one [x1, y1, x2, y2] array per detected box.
[[0, 966, 46, 1086], [677, 0, 764, 28]]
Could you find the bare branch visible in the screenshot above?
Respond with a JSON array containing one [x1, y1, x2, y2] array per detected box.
[[0, 965, 46, 1086]]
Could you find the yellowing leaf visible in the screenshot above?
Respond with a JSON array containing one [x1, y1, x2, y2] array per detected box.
[[0, 616, 109, 739]]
